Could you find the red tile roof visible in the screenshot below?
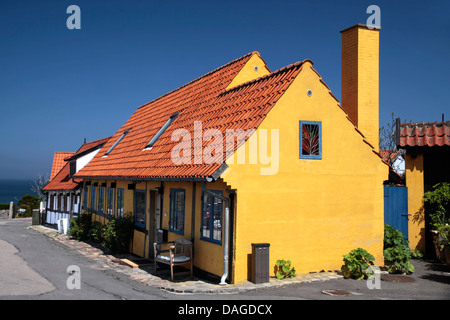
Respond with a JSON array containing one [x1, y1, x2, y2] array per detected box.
[[43, 161, 80, 191], [75, 52, 305, 180], [379, 149, 402, 163], [50, 152, 74, 180], [44, 137, 111, 191], [64, 136, 111, 161], [399, 121, 450, 147]]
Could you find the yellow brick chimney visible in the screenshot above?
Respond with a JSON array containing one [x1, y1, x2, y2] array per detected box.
[[341, 24, 380, 151]]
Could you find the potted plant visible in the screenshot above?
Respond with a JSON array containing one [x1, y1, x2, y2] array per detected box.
[[423, 182, 450, 263], [435, 223, 450, 265]]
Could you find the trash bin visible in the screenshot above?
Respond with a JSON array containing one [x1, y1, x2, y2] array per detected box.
[[32, 209, 40, 225], [250, 243, 270, 284], [61, 218, 68, 234], [57, 219, 63, 233]]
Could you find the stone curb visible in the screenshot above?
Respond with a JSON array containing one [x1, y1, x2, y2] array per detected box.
[[27, 224, 343, 294]]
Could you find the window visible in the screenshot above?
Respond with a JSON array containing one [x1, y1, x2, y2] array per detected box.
[[58, 194, 63, 211], [91, 185, 96, 210], [117, 188, 124, 217], [69, 161, 76, 177], [66, 194, 70, 212], [98, 186, 104, 213], [50, 194, 55, 210], [201, 190, 223, 244], [299, 121, 322, 159], [134, 190, 146, 228], [107, 187, 114, 217], [83, 185, 88, 209], [144, 112, 180, 150], [169, 189, 185, 234], [103, 129, 130, 157]]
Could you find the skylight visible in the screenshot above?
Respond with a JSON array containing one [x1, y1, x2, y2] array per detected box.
[[103, 129, 130, 157], [144, 112, 180, 150]]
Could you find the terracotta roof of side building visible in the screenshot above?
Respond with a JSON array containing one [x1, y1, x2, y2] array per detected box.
[[399, 121, 450, 147]]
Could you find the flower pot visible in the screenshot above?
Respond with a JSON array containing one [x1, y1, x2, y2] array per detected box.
[[446, 246, 450, 267]]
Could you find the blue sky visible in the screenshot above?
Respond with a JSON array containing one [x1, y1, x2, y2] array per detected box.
[[1, 0, 449, 180]]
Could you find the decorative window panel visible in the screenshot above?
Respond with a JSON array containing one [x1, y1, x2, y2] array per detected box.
[[299, 121, 322, 159]]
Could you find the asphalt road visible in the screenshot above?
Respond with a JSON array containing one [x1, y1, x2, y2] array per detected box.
[[0, 218, 449, 304]]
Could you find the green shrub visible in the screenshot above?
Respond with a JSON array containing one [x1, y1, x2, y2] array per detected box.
[[423, 182, 450, 228], [102, 214, 133, 253], [88, 221, 104, 243], [68, 211, 93, 241], [341, 248, 375, 280], [275, 259, 296, 279], [411, 248, 424, 260], [434, 223, 450, 252], [383, 224, 414, 274], [0, 203, 10, 210]]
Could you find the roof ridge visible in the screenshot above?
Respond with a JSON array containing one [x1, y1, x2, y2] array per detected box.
[[400, 120, 450, 127], [82, 136, 112, 145], [135, 51, 259, 110], [221, 59, 309, 95]]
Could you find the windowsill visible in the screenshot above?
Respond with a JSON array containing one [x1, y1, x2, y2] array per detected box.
[[200, 236, 222, 245]]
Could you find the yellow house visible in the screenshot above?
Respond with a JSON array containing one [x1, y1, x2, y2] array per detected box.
[[75, 24, 388, 284], [397, 120, 450, 257]]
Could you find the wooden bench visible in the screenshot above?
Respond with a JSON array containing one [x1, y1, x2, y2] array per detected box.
[[153, 238, 193, 282]]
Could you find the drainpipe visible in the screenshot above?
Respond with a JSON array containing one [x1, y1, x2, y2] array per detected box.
[[220, 204, 230, 285]]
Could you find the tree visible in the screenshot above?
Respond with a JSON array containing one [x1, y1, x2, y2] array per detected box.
[[379, 113, 406, 176], [18, 194, 40, 209], [31, 173, 50, 202]]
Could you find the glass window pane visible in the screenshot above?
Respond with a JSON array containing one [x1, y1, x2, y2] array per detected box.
[[98, 186, 104, 212], [117, 188, 124, 217], [201, 191, 223, 243], [169, 189, 185, 234], [91, 185, 96, 210], [135, 190, 146, 227]]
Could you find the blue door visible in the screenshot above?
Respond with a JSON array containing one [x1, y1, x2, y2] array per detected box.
[[384, 186, 409, 239]]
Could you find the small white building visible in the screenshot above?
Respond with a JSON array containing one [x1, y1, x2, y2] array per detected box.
[[42, 137, 110, 225]]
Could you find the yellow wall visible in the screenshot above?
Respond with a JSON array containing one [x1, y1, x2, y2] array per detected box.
[[222, 61, 387, 283], [404, 154, 426, 251], [226, 52, 270, 90]]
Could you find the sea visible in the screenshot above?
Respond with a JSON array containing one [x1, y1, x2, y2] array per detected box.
[[0, 179, 38, 204]]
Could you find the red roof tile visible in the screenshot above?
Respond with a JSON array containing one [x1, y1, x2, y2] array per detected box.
[[43, 161, 80, 191], [64, 136, 111, 161], [49, 152, 74, 180], [44, 137, 111, 191], [399, 121, 450, 147], [75, 53, 304, 180]]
